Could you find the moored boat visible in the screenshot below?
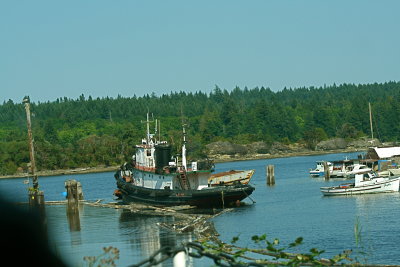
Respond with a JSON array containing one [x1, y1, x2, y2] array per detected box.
[[310, 158, 372, 179], [114, 113, 255, 208], [310, 161, 332, 177], [342, 163, 372, 178], [330, 157, 354, 177], [208, 169, 255, 186], [320, 172, 400, 196]]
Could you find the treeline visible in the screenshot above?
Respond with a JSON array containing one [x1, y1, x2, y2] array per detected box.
[[1, 82, 400, 175]]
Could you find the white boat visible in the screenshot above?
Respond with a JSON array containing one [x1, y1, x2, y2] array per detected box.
[[310, 161, 333, 177], [208, 169, 255, 186], [330, 157, 354, 177], [320, 172, 400, 196], [342, 164, 372, 178]]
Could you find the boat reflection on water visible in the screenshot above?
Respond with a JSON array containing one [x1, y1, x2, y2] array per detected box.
[[118, 210, 196, 266], [354, 192, 400, 217]]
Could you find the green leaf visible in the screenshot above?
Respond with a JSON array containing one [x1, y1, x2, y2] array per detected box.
[[231, 236, 239, 244], [295, 237, 303, 244]]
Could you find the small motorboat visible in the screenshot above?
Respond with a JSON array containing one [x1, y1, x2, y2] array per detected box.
[[310, 161, 332, 177], [342, 163, 372, 178], [320, 172, 400, 196]]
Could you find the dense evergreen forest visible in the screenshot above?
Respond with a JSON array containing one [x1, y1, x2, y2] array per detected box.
[[1, 82, 400, 175]]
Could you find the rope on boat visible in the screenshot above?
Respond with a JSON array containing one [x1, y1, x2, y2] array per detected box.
[[242, 188, 256, 204], [221, 190, 225, 209]]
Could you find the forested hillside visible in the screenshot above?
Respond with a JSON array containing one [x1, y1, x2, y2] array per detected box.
[[1, 82, 400, 175]]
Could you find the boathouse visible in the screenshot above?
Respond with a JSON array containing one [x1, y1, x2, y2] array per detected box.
[[366, 147, 400, 160], [363, 147, 400, 171]]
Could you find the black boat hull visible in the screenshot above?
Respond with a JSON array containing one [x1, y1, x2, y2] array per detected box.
[[116, 178, 255, 208]]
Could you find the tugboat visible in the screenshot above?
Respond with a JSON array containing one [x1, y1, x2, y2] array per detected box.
[[114, 113, 255, 208]]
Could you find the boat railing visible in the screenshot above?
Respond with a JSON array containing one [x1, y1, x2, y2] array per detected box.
[[135, 164, 156, 173]]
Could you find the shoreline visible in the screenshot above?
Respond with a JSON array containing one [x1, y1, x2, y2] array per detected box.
[[210, 148, 364, 163], [0, 148, 365, 179], [0, 166, 119, 180]]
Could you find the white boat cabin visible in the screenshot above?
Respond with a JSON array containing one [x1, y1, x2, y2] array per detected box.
[[124, 129, 211, 190]]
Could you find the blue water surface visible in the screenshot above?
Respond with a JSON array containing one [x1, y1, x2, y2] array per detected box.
[[1, 151, 399, 266]]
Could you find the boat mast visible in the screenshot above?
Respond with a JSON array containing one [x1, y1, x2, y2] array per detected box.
[[158, 120, 161, 141], [154, 119, 158, 142], [146, 112, 150, 143], [141, 111, 156, 145], [369, 102, 374, 140], [182, 124, 187, 169]]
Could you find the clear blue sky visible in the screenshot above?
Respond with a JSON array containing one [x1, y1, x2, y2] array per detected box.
[[1, 0, 399, 103]]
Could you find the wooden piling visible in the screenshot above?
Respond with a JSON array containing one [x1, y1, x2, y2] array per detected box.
[[65, 179, 81, 231], [323, 161, 330, 180], [65, 179, 81, 206], [266, 165, 275, 185], [28, 189, 47, 238], [77, 181, 84, 200], [24, 97, 47, 234], [24, 96, 44, 206], [28, 189, 45, 206]]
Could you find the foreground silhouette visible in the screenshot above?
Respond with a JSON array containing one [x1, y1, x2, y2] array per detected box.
[[0, 197, 67, 267]]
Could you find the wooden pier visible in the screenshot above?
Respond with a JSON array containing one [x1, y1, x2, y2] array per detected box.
[[42, 199, 230, 239]]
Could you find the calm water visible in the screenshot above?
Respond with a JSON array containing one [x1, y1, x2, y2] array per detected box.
[[1, 152, 400, 266]]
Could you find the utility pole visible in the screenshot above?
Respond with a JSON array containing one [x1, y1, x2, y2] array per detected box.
[[23, 97, 39, 190], [23, 97, 45, 211], [23, 96, 47, 236]]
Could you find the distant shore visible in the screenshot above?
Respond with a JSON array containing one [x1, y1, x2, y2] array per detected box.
[[0, 148, 365, 180], [0, 166, 119, 180], [209, 147, 364, 163]]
